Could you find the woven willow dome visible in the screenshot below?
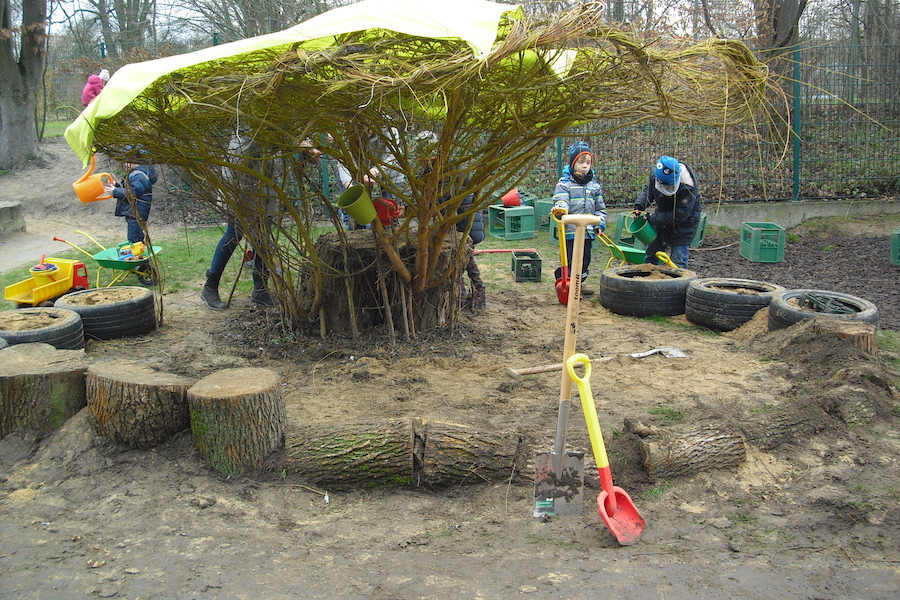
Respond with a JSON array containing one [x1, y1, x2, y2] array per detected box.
[[79, 0, 778, 336]]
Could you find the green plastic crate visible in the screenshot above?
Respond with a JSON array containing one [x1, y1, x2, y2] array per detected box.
[[512, 251, 542, 282], [533, 199, 554, 232], [740, 222, 785, 263], [489, 205, 535, 240], [892, 227, 900, 266]]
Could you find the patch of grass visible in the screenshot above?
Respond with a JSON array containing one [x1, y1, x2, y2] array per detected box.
[[748, 403, 774, 414], [730, 512, 758, 526], [849, 483, 872, 496], [642, 481, 672, 499], [648, 405, 684, 423], [1, 225, 228, 311], [786, 233, 800, 243], [822, 244, 835, 251], [41, 120, 72, 138]]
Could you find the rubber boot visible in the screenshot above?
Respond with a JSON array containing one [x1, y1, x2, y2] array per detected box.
[[201, 269, 227, 309], [251, 272, 275, 307], [472, 284, 486, 309]]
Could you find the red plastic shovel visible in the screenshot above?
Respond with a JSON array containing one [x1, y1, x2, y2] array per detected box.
[[566, 353, 646, 545], [553, 212, 570, 305]]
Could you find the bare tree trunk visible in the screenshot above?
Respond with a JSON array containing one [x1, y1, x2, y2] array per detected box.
[[0, 0, 45, 169]]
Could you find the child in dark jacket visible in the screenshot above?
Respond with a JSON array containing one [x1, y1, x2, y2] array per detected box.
[[103, 147, 157, 244], [632, 155, 701, 268]]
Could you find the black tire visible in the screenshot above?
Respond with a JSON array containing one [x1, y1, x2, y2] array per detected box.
[[0, 307, 85, 349], [686, 278, 785, 332], [767, 289, 879, 331], [599, 265, 697, 317], [55, 286, 157, 340]]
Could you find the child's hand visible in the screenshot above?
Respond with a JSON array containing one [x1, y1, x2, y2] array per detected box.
[[103, 181, 117, 194]]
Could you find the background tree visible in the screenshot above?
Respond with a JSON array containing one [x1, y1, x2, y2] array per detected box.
[[0, 0, 47, 168]]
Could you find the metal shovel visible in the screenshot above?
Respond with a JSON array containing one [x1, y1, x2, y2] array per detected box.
[[567, 353, 646, 545], [534, 214, 603, 518]]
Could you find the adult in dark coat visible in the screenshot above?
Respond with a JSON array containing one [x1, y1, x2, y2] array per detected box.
[[633, 155, 701, 268]]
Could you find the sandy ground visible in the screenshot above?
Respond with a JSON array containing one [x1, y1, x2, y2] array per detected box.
[[1, 138, 898, 599]]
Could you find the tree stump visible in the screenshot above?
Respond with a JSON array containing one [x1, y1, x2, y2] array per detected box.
[[86, 359, 195, 448], [810, 317, 878, 354], [0, 342, 89, 439], [307, 228, 461, 335], [188, 367, 285, 476]]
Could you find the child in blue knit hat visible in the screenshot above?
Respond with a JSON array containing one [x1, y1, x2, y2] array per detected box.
[[551, 141, 607, 295]]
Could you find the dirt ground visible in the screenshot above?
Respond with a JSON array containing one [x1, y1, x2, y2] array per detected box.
[[1, 138, 898, 599]]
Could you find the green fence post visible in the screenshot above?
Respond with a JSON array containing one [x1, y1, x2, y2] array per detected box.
[[792, 45, 801, 202]]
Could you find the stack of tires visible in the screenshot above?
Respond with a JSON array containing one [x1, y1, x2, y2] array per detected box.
[[0, 287, 156, 350]]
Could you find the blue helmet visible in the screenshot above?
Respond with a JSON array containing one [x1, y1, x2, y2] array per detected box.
[[654, 156, 680, 196]]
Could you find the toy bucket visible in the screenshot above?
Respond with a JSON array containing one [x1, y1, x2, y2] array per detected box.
[[29, 262, 59, 286], [501, 188, 521, 207], [625, 213, 657, 244], [373, 196, 401, 226], [73, 155, 114, 204], [337, 185, 376, 226]]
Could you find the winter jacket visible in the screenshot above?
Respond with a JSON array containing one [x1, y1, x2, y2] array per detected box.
[[552, 166, 607, 238], [81, 75, 104, 107], [113, 165, 157, 220], [634, 162, 701, 246], [454, 177, 484, 245]]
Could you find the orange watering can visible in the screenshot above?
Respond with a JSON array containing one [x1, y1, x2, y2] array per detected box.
[[73, 154, 114, 204]]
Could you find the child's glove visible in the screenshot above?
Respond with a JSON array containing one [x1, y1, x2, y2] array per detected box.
[[551, 202, 568, 217]]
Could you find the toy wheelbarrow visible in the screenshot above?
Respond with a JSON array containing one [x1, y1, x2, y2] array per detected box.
[[54, 230, 161, 287]]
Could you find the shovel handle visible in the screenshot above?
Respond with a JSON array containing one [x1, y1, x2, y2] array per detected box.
[[566, 354, 610, 471]]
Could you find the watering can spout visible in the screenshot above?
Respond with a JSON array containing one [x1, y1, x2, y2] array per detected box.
[[77, 154, 97, 182]]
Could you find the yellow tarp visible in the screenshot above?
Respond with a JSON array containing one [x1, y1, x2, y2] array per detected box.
[[65, 0, 521, 166]]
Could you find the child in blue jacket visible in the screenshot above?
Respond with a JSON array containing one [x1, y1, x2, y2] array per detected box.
[[104, 145, 157, 245], [551, 141, 607, 295]]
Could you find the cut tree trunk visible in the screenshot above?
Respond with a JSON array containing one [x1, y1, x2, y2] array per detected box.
[[636, 425, 746, 479], [0, 343, 89, 439], [86, 359, 195, 448], [282, 418, 528, 489], [188, 367, 285, 476], [413, 419, 527, 487], [307, 227, 463, 335]]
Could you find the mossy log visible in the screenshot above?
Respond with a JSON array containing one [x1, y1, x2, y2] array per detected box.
[[0, 342, 89, 439], [283, 418, 527, 489], [86, 359, 195, 448], [307, 228, 462, 335], [188, 367, 285, 476], [284, 420, 414, 488]]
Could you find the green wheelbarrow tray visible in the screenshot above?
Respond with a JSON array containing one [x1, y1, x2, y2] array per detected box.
[[609, 243, 645, 264], [92, 246, 162, 270]]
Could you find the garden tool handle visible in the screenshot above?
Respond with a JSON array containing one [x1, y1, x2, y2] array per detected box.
[[552, 210, 568, 270], [655, 251, 677, 268], [566, 354, 611, 471]]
